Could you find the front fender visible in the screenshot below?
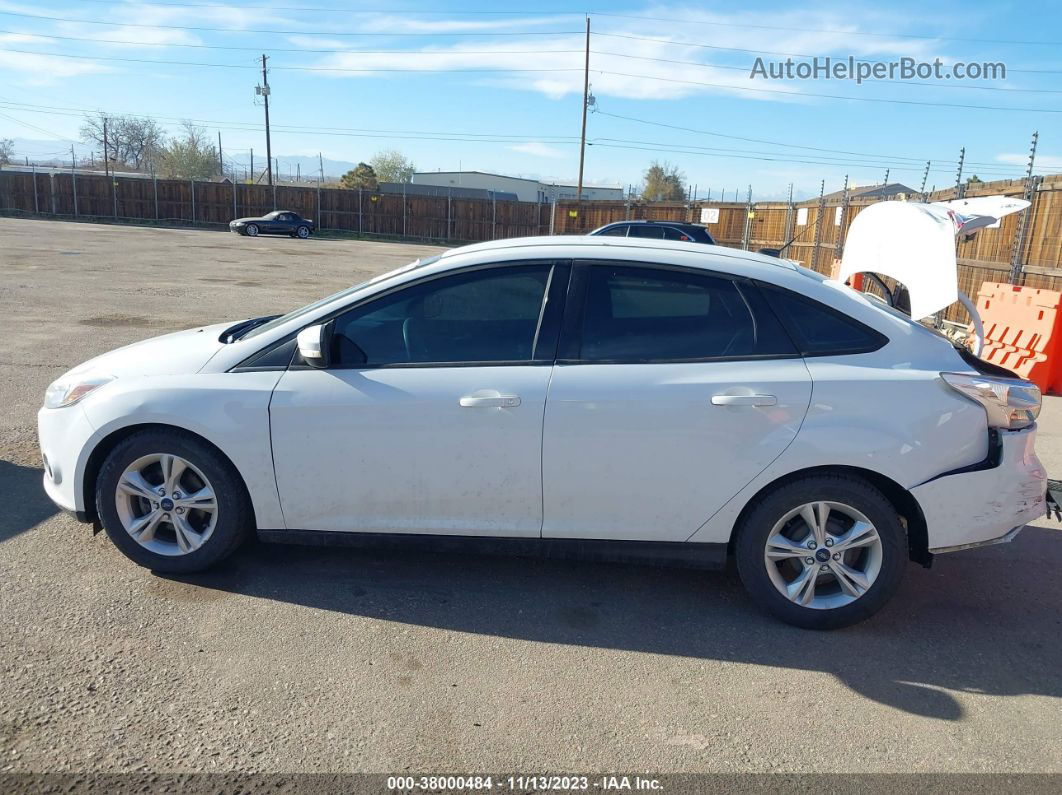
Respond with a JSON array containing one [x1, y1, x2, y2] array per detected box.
[[78, 371, 285, 529]]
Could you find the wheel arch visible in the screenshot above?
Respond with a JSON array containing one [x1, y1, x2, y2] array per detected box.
[[728, 465, 931, 567], [81, 422, 255, 526]]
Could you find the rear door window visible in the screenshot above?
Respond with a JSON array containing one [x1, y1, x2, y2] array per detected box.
[[574, 264, 796, 362]]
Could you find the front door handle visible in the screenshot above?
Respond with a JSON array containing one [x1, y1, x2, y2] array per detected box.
[[711, 394, 777, 407], [460, 395, 522, 408]]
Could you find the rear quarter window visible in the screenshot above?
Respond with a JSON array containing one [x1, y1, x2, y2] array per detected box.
[[762, 286, 887, 356]]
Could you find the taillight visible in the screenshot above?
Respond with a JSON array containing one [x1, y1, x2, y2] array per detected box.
[[940, 372, 1041, 430]]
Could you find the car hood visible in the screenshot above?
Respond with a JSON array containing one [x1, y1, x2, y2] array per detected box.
[[64, 322, 232, 380], [230, 217, 261, 224]]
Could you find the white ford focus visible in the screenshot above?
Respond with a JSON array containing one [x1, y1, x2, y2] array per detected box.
[[38, 236, 1046, 628]]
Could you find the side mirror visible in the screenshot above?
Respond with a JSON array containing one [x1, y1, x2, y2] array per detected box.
[[296, 323, 331, 368]]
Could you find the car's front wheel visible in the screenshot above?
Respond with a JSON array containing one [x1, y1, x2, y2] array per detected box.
[[245, 223, 259, 237], [295, 225, 310, 239], [735, 474, 907, 629], [95, 429, 252, 573]]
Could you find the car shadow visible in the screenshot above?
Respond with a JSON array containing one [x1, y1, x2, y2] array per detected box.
[[164, 524, 1062, 721], [0, 460, 59, 543]]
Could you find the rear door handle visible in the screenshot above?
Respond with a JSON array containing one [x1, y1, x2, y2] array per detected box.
[[711, 394, 777, 407], [460, 395, 522, 408]]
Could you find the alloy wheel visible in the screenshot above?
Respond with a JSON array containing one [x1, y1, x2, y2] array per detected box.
[[113, 453, 219, 556], [763, 501, 883, 610]]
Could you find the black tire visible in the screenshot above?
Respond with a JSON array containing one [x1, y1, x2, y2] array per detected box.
[[295, 225, 310, 239], [95, 429, 253, 574], [734, 474, 907, 630], [245, 223, 259, 237]]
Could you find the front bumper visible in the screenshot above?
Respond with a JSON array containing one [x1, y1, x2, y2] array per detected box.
[[912, 425, 1046, 553], [38, 403, 99, 518]]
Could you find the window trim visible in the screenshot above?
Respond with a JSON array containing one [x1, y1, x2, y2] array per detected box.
[[557, 260, 802, 365], [756, 281, 889, 357], [284, 260, 571, 371]]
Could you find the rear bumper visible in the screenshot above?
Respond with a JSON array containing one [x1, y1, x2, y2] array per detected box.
[[912, 426, 1046, 553]]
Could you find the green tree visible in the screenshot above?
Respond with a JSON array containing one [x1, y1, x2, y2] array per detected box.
[[641, 160, 686, 202], [370, 149, 416, 183], [966, 174, 983, 185], [159, 121, 220, 180], [0, 138, 12, 166], [340, 162, 379, 190]]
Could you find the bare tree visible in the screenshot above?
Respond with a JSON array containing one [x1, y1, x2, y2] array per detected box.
[[0, 138, 13, 166], [159, 121, 220, 180], [80, 112, 165, 172], [370, 149, 416, 183]]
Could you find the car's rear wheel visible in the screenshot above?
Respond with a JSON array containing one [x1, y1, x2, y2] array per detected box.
[[735, 474, 906, 629], [96, 429, 252, 573], [245, 223, 259, 237], [295, 225, 310, 239]]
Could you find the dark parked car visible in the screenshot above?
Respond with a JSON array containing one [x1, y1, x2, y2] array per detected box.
[[589, 220, 716, 244], [230, 210, 315, 239]]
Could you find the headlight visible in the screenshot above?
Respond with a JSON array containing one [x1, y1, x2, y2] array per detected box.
[[44, 374, 115, 409], [941, 372, 1041, 430]]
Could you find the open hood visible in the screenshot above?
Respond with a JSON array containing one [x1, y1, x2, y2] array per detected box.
[[837, 196, 1030, 319]]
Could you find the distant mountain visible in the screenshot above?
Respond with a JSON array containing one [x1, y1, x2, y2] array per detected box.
[[222, 153, 359, 182]]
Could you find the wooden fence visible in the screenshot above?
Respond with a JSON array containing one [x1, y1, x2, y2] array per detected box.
[[3, 168, 1062, 322]]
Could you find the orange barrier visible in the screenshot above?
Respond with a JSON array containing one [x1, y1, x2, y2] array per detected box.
[[974, 282, 1062, 394]]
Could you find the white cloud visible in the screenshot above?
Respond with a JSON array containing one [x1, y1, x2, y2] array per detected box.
[[0, 49, 112, 84], [997, 152, 1062, 170], [509, 142, 566, 158]]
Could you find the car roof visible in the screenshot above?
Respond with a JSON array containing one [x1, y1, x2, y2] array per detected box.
[[605, 219, 704, 227], [436, 235, 796, 277]]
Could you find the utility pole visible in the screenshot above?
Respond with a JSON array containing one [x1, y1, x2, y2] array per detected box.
[[102, 116, 109, 182], [576, 16, 590, 202], [217, 131, 223, 176], [741, 184, 753, 250], [954, 146, 965, 198], [250, 148, 254, 183], [1009, 131, 1039, 285], [882, 168, 889, 191], [259, 55, 273, 188], [920, 161, 931, 202]]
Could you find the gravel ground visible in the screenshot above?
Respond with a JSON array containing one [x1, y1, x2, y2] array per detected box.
[[1, 217, 1060, 775]]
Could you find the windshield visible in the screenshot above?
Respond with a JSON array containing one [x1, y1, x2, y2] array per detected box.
[[239, 255, 443, 341]]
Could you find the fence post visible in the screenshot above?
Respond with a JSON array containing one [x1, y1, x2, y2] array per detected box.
[[1009, 175, 1042, 284], [402, 182, 407, 238], [447, 188, 452, 240], [189, 179, 196, 225], [112, 175, 118, 218], [234, 178, 238, 221], [549, 199, 557, 235], [810, 180, 826, 271], [32, 164, 38, 214], [834, 175, 851, 260], [358, 188, 363, 235], [316, 178, 321, 230], [71, 163, 78, 217], [153, 173, 159, 220], [491, 193, 497, 240], [49, 172, 56, 215]]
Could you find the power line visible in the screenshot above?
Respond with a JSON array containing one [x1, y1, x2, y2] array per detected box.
[[596, 70, 1062, 113], [0, 47, 582, 73], [0, 29, 581, 55], [67, 0, 569, 12], [590, 32, 1062, 75], [592, 12, 1062, 46], [0, 11, 582, 36], [587, 50, 1062, 93], [593, 110, 1020, 170]]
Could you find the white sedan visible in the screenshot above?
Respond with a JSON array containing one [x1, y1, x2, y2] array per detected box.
[[38, 236, 1046, 629]]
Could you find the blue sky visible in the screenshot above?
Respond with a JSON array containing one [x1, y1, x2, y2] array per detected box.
[[0, 0, 1059, 199]]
